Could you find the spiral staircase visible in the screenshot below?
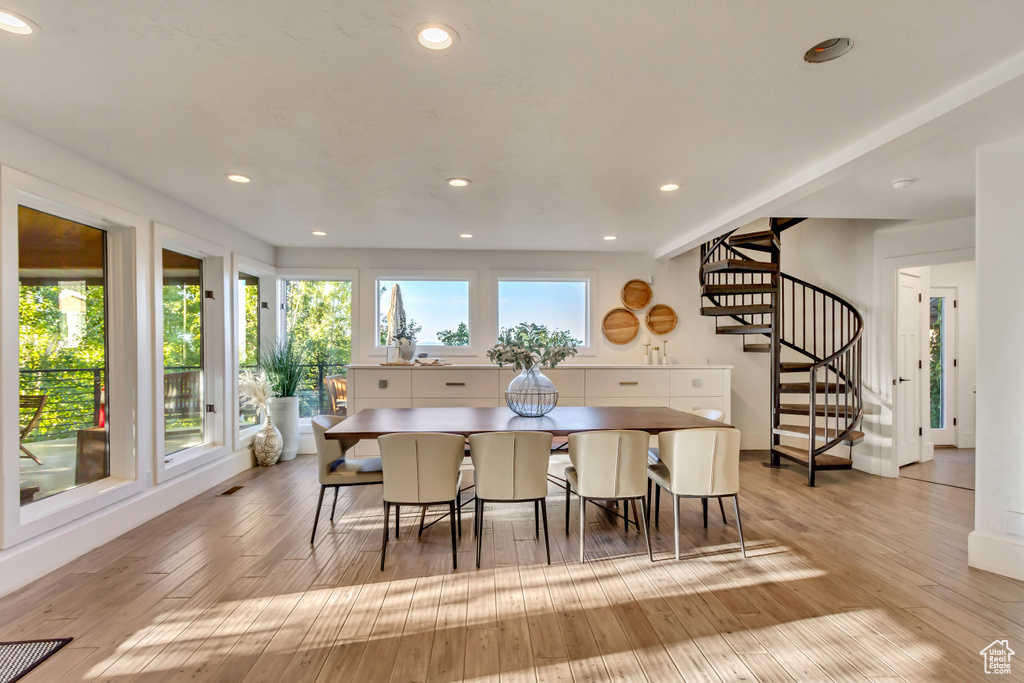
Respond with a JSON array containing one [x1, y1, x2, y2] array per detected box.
[[699, 217, 864, 486]]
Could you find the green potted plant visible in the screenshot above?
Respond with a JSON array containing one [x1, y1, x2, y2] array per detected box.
[[487, 323, 579, 417], [260, 339, 305, 461]]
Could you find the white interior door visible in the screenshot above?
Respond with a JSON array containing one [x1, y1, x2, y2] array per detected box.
[[896, 271, 923, 466], [928, 287, 958, 446]]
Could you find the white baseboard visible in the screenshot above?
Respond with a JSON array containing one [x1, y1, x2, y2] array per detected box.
[[0, 448, 254, 598], [968, 530, 1024, 581]]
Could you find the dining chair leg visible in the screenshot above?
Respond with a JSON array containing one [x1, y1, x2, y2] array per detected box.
[[579, 497, 587, 563], [638, 497, 653, 562], [448, 501, 458, 570], [476, 498, 484, 568], [310, 485, 326, 545], [329, 486, 340, 522], [381, 502, 391, 571], [395, 504, 401, 539], [418, 506, 428, 538], [457, 492, 462, 537], [534, 500, 539, 538], [702, 498, 708, 529], [733, 495, 746, 559], [623, 499, 630, 534], [540, 498, 550, 565], [655, 484, 661, 527], [718, 497, 727, 525], [673, 493, 681, 561], [565, 483, 571, 534], [630, 500, 641, 534], [646, 479, 652, 524]]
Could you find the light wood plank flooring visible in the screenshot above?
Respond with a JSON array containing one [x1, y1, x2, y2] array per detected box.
[[900, 448, 976, 490], [2, 451, 1020, 682]]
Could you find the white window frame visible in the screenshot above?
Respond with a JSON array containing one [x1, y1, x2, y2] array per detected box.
[[153, 223, 229, 483], [367, 270, 479, 356], [231, 255, 277, 450], [493, 271, 596, 356], [1, 167, 148, 548], [278, 268, 359, 428]]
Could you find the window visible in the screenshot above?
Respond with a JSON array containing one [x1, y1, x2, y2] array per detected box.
[[18, 206, 110, 503], [497, 279, 588, 345], [285, 279, 352, 418], [376, 279, 470, 346], [162, 249, 205, 457], [238, 272, 261, 430]]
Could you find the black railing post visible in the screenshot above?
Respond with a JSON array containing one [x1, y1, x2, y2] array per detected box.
[[93, 368, 103, 426], [317, 362, 326, 416]]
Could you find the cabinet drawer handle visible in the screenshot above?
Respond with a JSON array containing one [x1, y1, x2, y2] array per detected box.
[[619, 381, 639, 386], [445, 382, 466, 387]]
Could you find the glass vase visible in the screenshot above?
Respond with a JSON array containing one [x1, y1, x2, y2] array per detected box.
[[505, 366, 559, 417]]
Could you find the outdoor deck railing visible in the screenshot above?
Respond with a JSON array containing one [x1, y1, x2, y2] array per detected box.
[[19, 362, 349, 442]]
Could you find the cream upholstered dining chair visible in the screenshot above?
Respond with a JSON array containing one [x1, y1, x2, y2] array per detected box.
[[647, 427, 745, 560], [310, 415, 384, 544], [378, 432, 465, 571], [469, 431, 553, 568], [648, 408, 728, 528], [565, 430, 653, 563]]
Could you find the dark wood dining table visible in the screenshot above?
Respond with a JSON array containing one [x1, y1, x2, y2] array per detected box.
[[324, 405, 729, 451]]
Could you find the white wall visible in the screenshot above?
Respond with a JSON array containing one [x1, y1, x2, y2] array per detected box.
[[928, 260, 977, 448], [0, 116, 272, 596], [970, 137, 1024, 581]]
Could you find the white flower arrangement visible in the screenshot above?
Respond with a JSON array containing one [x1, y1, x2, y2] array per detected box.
[[239, 370, 277, 413]]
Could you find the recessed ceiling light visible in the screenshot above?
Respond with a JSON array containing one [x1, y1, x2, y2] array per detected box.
[[804, 38, 854, 63], [459, 233, 473, 239], [603, 235, 618, 241], [312, 230, 327, 236], [446, 178, 470, 187], [0, 9, 34, 34], [226, 174, 251, 183], [660, 183, 680, 192], [891, 178, 916, 190], [417, 23, 457, 50]]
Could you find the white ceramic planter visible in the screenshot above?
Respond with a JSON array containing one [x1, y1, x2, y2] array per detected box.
[[267, 396, 300, 461]]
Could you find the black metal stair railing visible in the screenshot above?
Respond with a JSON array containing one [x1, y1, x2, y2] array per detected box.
[[699, 228, 864, 485]]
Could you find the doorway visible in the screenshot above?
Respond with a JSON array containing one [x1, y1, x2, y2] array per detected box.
[[894, 260, 976, 482]]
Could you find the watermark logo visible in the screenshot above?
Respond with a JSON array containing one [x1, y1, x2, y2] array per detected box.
[[980, 640, 1015, 675]]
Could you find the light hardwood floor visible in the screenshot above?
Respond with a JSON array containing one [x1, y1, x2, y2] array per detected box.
[[900, 448, 976, 490], [2, 451, 1021, 682]]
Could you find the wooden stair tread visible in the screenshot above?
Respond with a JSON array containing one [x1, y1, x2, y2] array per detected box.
[[717, 324, 772, 335], [728, 230, 780, 252], [744, 343, 771, 353], [701, 304, 774, 316], [780, 382, 846, 394], [702, 283, 776, 295], [701, 259, 779, 274], [779, 362, 814, 372], [772, 445, 853, 469], [775, 424, 865, 445], [778, 403, 855, 417]]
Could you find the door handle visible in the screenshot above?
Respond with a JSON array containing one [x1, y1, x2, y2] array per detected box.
[[619, 381, 639, 386], [898, 377, 911, 383], [445, 382, 466, 387]]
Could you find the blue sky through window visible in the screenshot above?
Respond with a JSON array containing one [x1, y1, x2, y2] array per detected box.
[[378, 279, 469, 346], [498, 280, 587, 344]]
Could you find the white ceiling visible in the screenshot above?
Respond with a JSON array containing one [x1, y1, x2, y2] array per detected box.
[[2, 1, 1024, 253]]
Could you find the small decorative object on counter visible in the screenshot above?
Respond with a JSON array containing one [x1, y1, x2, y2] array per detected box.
[[487, 323, 579, 417], [652, 346, 661, 365], [662, 339, 670, 365], [239, 370, 282, 466]]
